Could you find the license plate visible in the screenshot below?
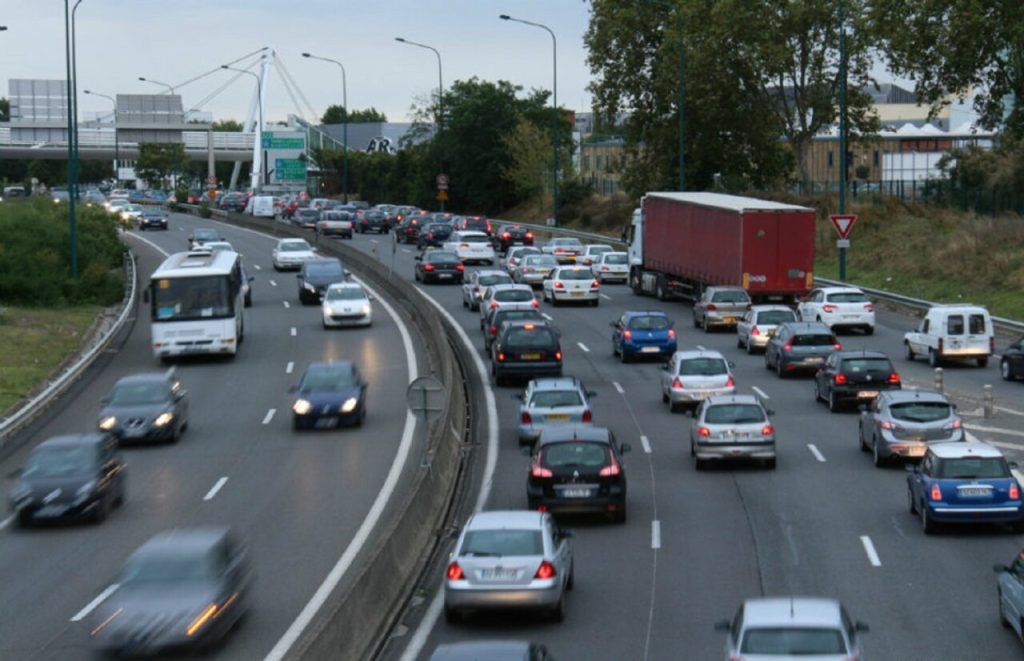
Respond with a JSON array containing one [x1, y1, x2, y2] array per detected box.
[[572, 291, 585, 297], [858, 390, 879, 398], [481, 568, 517, 581], [315, 417, 339, 428], [35, 505, 68, 518], [521, 352, 541, 360], [438, 273, 452, 279], [561, 488, 592, 498], [546, 414, 570, 422], [724, 317, 736, 324], [906, 445, 926, 456], [696, 391, 711, 399], [959, 487, 991, 497], [641, 346, 661, 353], [805, 357, 824, 364]]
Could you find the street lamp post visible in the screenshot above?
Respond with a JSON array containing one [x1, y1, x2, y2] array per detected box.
[[303, 52, 348, 203], [499, 14, 558, 225], [138, 77, 174, 94], [395, 37, 445, 211], [63, 0, 78, 277], [85, 90, 119, 186], [221, 65, 263, 191], [838, 0, 848, 281]]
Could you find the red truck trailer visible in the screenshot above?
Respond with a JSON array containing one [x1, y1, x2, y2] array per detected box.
[[626, 192, 816, 303]]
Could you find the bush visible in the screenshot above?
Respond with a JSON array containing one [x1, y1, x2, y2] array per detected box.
[[198, 200, 212, 218]]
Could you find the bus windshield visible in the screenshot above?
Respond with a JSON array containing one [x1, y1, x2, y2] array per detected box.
[[152, 275, 234, 321]]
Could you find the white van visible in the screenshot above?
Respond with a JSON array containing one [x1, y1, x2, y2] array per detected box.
[[251, 195, 275, 217], [903, 305, 994, 367]]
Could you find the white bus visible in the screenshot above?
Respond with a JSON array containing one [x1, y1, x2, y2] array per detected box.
[[146, 247, 245, 361]]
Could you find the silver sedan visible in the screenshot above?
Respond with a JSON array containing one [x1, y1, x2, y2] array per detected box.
[[857, 389, 965, 466], [660, 350, 736, 413], [514, 254, 559, 287], [690, 395, 776, 469], [736, 305, 797, 353]]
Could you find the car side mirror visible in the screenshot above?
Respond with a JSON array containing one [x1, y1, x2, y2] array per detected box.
[[661, 363, 670, 371], [248, 275, 256, 282], [296, 274, 302, 279], [951, 403, 958, 411], [994, 563, 1011, 573], [368, 294, 375, 301], [609, 322, 617, 328], [713, 620, 731, 633], [765, 408, 776, 416], [620, 442, 632, 454], [1009, 461, 1020, 470], [174, 391, 186, 402], [904, 464, 918, 473], [854, 621, 870, 633], [519, 446, 533, 456], [344, 270, 351, 276], [727, 361, 736, 369], [512, 393, 523, 400], [414, 255, 422, 261]]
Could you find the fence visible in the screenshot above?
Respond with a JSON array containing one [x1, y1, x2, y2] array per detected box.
[[791, 178, 1024, 216]]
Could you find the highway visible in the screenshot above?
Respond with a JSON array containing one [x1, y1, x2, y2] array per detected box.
[[346, 230, 1024, 660], [0, 212, 426, 660]]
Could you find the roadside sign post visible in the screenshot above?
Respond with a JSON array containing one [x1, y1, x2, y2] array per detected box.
[[436, 173, 449, 212], [406, 376, 446, 467], [829, 214, 857, 281]]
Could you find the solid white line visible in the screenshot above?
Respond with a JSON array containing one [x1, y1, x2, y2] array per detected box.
[[290, 327, 297, 337], [124, 232, 170, 257], [600, 293, 612, 300], [987, 440, 1023, 453], [262, 409, 276, 425], [640, 434, 652, 454], [613, 381, 625, 394], [0, 514, 14, 531], [807, 444, 827, 462], [541, 312, 553, 321], [996, 406, 1024, 417], [651, 520, 662, 549], [966, 424, 1024, 438], [577, 342, 590, 353], [860, 535, 881, 567], [283, 301, 290, 309], [696, 345, 706, 351], [269, 279, 278, 287], [253, 264, 262, 270], [752, 386, 771, 400], [70, 584, 120, 622], [203, 477, 228, 501], [286, 361, 294, 374]]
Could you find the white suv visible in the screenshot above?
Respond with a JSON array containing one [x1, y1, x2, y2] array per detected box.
[[797, 286, 875, 334], [903, 304, 994, 367]]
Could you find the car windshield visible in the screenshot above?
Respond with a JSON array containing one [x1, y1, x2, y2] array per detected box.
[[791, 333, 835, 347], [506, 328, 557, 348], [110, 382, 167, 405], [459, 235, 490, 244], [629, 315, 671, 331], [741, 628, 847, 655], [479, 274, 512, 287], [195, 231, 220, 241], [24, 445, 97, 478], [936, 457, 1008, 479], [604, 253, 628, 264], [531, 390, 583, 408], [280, 241, 311, 252], [757, 310, 796, 324], [679, 358, 728, 376], [712, 290, 750, 303], [299, 368, 357, 392], [496, 310, 543, 325], [525, 256, 557, 267], [588, 246, 613, 254], [297, 210, 320, 218], [120, 554, 219, 586], [704, 404, 766, 424], [558, 270, 593, 281], [889, 402, 952, 423], [425, 251, 458, 262], [325, 287, 366, 301], [553, 239, 582, 248], [460, 529, 543, 557], [495, 290, 534, 302], [827, 292, 868, 303], [542, 442, 609, 469], [840, 358, 892, 374], [426, 224, 450, 233], [323, 212, 351, 220], [305, 262, 344, 277]]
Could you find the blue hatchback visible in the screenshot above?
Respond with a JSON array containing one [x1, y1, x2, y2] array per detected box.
[[291, 361, 368, 430], [611, 311, 677, 362], [908, 441, 1024, 534]]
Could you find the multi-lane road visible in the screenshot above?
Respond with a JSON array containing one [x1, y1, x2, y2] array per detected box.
[[0, 213, 427, 660]]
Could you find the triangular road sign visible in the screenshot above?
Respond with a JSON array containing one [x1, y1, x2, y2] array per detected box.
[[829, 214, 857, 239]]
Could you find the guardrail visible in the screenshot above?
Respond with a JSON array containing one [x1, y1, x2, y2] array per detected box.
[[0, 251, 138, 449]]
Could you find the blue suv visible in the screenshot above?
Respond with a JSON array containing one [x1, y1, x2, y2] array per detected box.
[[611, 311, 677, 362]]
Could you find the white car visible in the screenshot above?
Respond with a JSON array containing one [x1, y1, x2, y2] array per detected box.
[[321, 282, 372, 328], [904, 304, 994, 367], [542, 266, 600, 306], [478, 283, 539, 327], [736, 305, 797, 354], [660, 350, 736, 413], [462, 269, 513, 311], [590, 251, 629, 283], [119, 204, 145, 222], [578, 244, 614, 266], [444, 230, 495, 265], [107, 198, 130, 213], [542, 237, 584, 264], [272, 238, 317, 271], [797, 286, 875, 334], [108, 189, 130, 201]]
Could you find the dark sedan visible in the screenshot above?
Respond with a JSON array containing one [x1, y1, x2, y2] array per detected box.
[[218, 193, 248, 212], [8, 433, 125, 526], [297, 258, 347, 304], [90, 527, 250, 655], [764, 321, 840, 377], [138, 208, 169, 230], [1002, 337, 1024, 382], [291, 361, 368, 429], [395, 216, 423, 244], [414, 250, 464, 284], [97, 370, 189, 444], [814, 350, 901, 412], [292, 207, 321, 229], [418, 222, 453, 249], [357, 209, 390, 233], [494, 224, 534, 252]]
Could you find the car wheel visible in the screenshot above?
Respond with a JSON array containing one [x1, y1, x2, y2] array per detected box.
[[669, 400, 680, 413], [828, 390, 840, 413], [566, 562, 575, 589], [737, 335, 744, 349], [872, 438, 885, 467], [921, 501, 937, 534], [462, 296, 468, 308], [1002, 360, 1013, 381], [904, 342, 915, 361], [550, 591, 566, 622], [620, 348, 630, 364], [92, 493, 111, 524], [690, 439, 695, 456], [776, 358, 784, 378], [613, 507, 627, 524], [591, 298, 599, 307], [692, 313, 700, 328], [16, 511, 33, 528], [702, 316, 710, 333], [765, 353, 773, 370], [245, 292, 252, 308], [998, 591, 1011, 628], [859, 429, 870, 453], [655, 281, 667, 301], [695, 457, 706, 471], [661, 388, 669, 403], [908, 486, 917, 514], [414, 270, 420, 282], [928, 348, 940, 367], [977, 357, 988, 368], [814, 380, 824, 403]]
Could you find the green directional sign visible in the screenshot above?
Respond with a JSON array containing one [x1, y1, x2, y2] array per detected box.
[[275, 159, 306, 182], [261, 133, 305, 150]]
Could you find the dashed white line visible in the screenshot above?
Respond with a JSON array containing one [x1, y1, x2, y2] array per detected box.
[[696, 345, 706, 351], [0, 514, 14, 531], [262, 408, 276, 425], [290, 327, 297, 337], [613, 381, 625, 394], [752, 386, 771, 400], [286, 361, 294, 374], [600, 293, 612, 300], [402, 248, 411, 254], [651, 520, 662, 549], [860, 535, 881, 567], [203, 477, 228, 501], [269, 279, 278, 287], [283, 301, 290, 309], [807, 444, 827, 462], [70, 584, 120, 622], [253, 264, 262, 271], [541, 312, 553, 321], [640, 435, 652, 454], [577, 342, 590, 353]]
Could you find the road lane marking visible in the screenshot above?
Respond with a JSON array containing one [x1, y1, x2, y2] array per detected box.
[[600, 293, 612, 300], [70, 584, 120, 622], [752, 386, 770, 400], [807, 444, 826, 462], [640, 435, 652, 454], [402, 248, 411, 254], [283, 301, 290, 309], [253, 264, 261, 270], [262, 409, 276, 425], [286, 362, 294, 374], [0, 514, 14, 531], [270, 279, 278, 287], [966, 424, 1024, 438], [696, 345, 706, 351], [651, 520, 662, 549], [860, 535, 881, 567], [541, 312, 553, 321], [203, 477, 228, 501], [996, 406, 1024, 417], [577, 342, 590, 353], [290, 327, 297, 337], [613, 381, 624, 394]]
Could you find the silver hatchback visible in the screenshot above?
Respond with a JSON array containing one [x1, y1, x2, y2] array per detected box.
[[660, 350, 736, 412], [693, 286, 751, 332], [515, 377, 595, 446], [691, 395, 776, 469], [736, 305, 797, 354], [858, 389, 965, 466]]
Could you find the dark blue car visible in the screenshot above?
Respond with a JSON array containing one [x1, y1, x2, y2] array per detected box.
[[611, 311, 677, 362], [290, 361, 367, 430], [908, 441, 1024, 534]]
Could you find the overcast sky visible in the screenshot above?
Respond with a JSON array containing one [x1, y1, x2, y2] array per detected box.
[[1, 0, 596, 125]]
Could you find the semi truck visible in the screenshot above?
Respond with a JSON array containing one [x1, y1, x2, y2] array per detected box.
[[627, 192, 816, 303]]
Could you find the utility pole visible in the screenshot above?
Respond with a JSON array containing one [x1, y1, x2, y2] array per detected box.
[[838, 0, 848, 281]]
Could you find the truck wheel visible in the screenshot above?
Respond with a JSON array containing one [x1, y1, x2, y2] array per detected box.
[[631, 272, 643, 295], [656, 281, 667, 301]]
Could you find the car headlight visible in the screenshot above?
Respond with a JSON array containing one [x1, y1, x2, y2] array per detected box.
[[340, 397, 358, 413], [74, 479, 97, 504], [360, 304, 371, 316], [98, 416, 117, 431], [304, 282, 317, 292], [154, 412, 174, 427], [293, 399, 312, 415]]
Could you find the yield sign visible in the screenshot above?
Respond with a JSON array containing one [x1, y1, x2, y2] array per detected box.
[[829, 214, 857, 239]]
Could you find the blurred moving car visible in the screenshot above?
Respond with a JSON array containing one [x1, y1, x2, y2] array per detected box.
[[515, 377, 595, 446], [611, 310, 676, 362], [994, 550, 1024, 646], [542, 266, 600, 307], [690, 395, 776, 469], [321, 282, 373, 328], [444, 510, 574, 623], [660, 350, 736, 413], [97, 370, 189, 444], [297, 258, 347, 304], [692, 286, 751, 332], [736, 305, 797, 354], [90, 527, 250, 655], [813, 350, 901, 412], [8, 433, 125, 526], [291, 361, 368, 429], [414, 250, 465, 284], [272, 238, 317, 271], [798, 286, 876, 335], [590, 251, 629, 283], [764, 322, 840, 377], [858, 390, 964, 466], [429, 641, 556, 661]]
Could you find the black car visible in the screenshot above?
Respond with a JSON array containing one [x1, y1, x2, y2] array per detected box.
[[484, 307, 546, 351], [414, 250, 464, 284], [357, 209, 390, 233], [493, 224, 534, 252], [292, 207, 321, 229], [491, 320, 562, 385], [1001, 337, 1024, 381], [8, 433, 126, 526], [418, 222, 453, 249], [395, 216, 424, 244], [91, 527, 251, 655], [98, 370, 190, 444], [527, 426, 630, 523], [297, 258, 347, 304], [814, 350, 902, 412], [290, 361, 368, 429], [138, 208, 169, 230], [764, 321, 840, 377], [455, 214, 492, 236], [218, 193, 248, 212]]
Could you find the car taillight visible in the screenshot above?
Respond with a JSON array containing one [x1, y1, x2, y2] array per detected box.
[[455, 264, 465, 271], [705, 303, 717, 311], [672, 377, 683, 389], [944, 418, 962, 430], [887, 372, 900, 384], [762, 424, 774, 436], [502, 232, 511, 239], [697, 426, 711, 437], [1011, 482, 1021, 500], [555, 351, 562, 361], [531, 299, 540, 308], [534, 561, 557, 580], [582, 409, 592, 423], [599, 457, 621, 476], [423, 264, 435, 271], [751, 325, 761, 336], [497, 352, 506, 362], [447, 562, 464, 580], [881, 420, 904, 431], [833, 342, 842, 350], [864, 303, 874, 312], [490, 325, 498, 335], [490, 301, 499, 308], [591, 280, 600, 289], [834, 373, 848, 385], [783, 342, 794, 351], [623, 330, 633, 339], [668, 328, 676, 339], [553, 281, 565, 289], [531, 463, 553, 478], [823, 304, 837, 313], [930, 484, 942, 501], [525, 232, 533, 239], [521, 411, 532, 424]]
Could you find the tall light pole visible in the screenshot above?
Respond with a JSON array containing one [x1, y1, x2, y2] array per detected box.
[[499, 14, 558, 225], [138, 77, 174, 94], [221, 65, 263, 191], [63, 0, 78, 277], [838, 0, 849, 281], [303, 52, 348, 203], [395, 37, 445, 211], [71, 0, 84, 193], [85, 90, 119, 186]]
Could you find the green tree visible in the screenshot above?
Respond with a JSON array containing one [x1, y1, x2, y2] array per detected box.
[[134, 143, 189, 189], [0, 97, 9, 122], [212, 118, 243, 132], [320, 105, 388, 124], [502, 118, 549, 200]]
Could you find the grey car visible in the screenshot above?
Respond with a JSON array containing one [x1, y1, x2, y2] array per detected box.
[[764, 321, 840, 377], [691, 395, 776, 469], [444, 510, 573, 623], [736, 305, 797, 353], [693, 286, 751, 332], [994, 552, 1024, 646], [515, 377, 595, 446], [462, 269, 513, 311], [515, 254, 559, 287], [90, 527, 251, 655], [858, 389, 965, 466], [479, 283, 538, 328], [502, 246, 542, 275], [430, 641, 556, 661], [97, 370, 189, 444], [660, 350, 736, 412]]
